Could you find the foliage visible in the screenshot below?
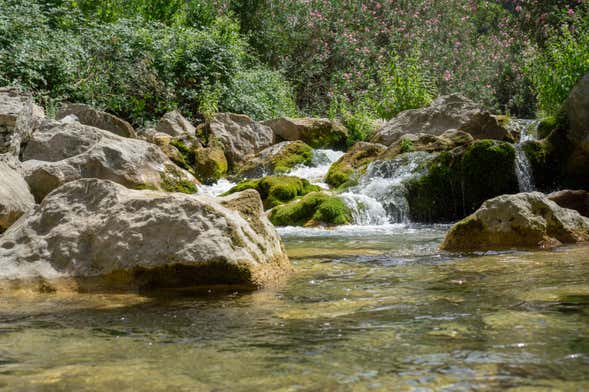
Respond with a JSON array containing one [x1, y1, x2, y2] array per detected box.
[[526, 13, 589, 117]]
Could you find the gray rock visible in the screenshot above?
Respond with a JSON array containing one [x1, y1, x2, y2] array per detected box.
[[57, 103, 136, 138], [0, 179, 291, 290], [548, 189, 589, 218], [566, 73, 589, 153], [262, 117, 349, 149], [441, 192, 589, 251], [0, 87, 44, 156], [370, 94, 513, 145], [156, 110, 196, 137], [0, 155, 35, 232], [205, 113, 275, 168], [21, 119, 198, 202]]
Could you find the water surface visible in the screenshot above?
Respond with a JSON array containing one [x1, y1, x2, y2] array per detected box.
[[1, 225, 588, 391]]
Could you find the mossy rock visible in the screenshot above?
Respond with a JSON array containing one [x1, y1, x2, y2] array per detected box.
[[263, 118, 350, 150], [194, 142, 228, 184], [269, 192, 352, 227], [326, 142, 386, 189], [236, 141, 313, 178], [160, 165, 199, 194], [224, 176, 320, 209], [405, 140, 518, 222]]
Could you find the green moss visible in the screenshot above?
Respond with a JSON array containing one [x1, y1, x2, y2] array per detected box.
[[160, 167, 198, 194], [224, 176, 320, 209], [325, 142, 386, 189], [272, 141, 313, 174], [399, 139, 414, 153], [406, 140, 518, 222], [269, 192, 351, 227], [131, 183, 158, 191], [300, 121, 349, 149], [170, 140, 196, 167]]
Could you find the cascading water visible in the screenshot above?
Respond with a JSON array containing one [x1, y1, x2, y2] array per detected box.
[[287, 149, 344, 188], [341, 151, 437, 224], [511, 119, 539, 192]]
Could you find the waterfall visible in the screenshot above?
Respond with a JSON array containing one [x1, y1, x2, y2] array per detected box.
[[342, 151, 437, 224], [511, 119, 539, 192]]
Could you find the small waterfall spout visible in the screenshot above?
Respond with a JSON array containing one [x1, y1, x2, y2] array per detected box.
[[511, 119, 539, 192], [287, 149, 344, 188]]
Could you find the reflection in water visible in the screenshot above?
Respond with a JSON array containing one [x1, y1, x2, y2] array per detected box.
[[0, 227, 588, 391]]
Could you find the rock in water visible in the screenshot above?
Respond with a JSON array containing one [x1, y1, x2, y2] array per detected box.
[[57, 103, 136, 138], [441, 192, 589, 251], [0, 155, 35, 233], [0, 87, 44, 156], [262, 117, 349, 149], [548, 190, 589, 218], [370, 94, 513, 145], [204, 113, 275, 168], [21, 119, 198, 202], [0, 179, 291, 290], [326, 142, 386, 188]]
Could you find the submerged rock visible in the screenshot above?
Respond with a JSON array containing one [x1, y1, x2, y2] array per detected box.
[[234, 141, 313, 179], [548, 190, 589, 218], [0, 179, 291, 290], [263, 117, 349, 150], [21, 119, 198, 202], [0, 155, 35, 233], [225, 175, 320, 209], [57, 103, 136, 138], [269, 192, 351, 227], [0, 87, 44, 156], [325, 142, 386, 189], [371, 94, 513, 145], [441, 192, 589, 251]]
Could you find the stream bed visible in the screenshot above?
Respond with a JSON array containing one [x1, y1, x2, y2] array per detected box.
[[1, 225, 588, 391]]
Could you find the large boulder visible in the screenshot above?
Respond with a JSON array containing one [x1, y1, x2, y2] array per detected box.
[[441, 192, 589, 251], [234, 141, 313, 179], [0, 179, 291, 290], [202, 113, 274, 169], [262, 117, 349, 150], [566, 73, 589, 153], [57, 103, 136, 138], [548, 190, 589, 218], [325, 142, 386, 189], [21, 119, 199, 202], [370, 94, 513, 145], [378, 129, 474, 161], [0, 87, 44, 156], [156, 110, 196, 138], [0, 155, 35, 233]]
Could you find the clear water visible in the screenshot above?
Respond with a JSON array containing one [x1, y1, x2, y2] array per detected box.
[[287, 149, 344, 189], [2, 225, 588, 391], [512, 119, 539, 193]]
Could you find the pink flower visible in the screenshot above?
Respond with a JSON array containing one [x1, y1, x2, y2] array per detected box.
[[515, 5, 522, 12], [568, 9, 575, 15]]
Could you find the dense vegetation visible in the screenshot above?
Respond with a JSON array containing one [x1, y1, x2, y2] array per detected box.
[[1, 0, 588, 129]]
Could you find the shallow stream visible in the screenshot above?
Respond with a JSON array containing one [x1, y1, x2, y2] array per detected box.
[[1, 225, 588, 391]]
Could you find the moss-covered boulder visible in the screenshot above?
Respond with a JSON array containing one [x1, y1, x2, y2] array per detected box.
[[405, 140, 518, 222], [326, 142, 386, 189], [194, 141, 228, 184], [224, 176, 320, 209], [235, 141, 313, 178], [378, 129, 474, 161], [269, 192, 352, 227], [263, 117, 349, 149]]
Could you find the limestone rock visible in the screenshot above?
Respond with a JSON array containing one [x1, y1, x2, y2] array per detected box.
[[441, 192, 589, 251], [548, 190, 589, 218], [371, 94, 513, 145], [378, 129, 474, 161], [156, 110, 196, 137], [0, 87, 44, 156], [263, 117, 349, 149], [204, 113, 274, 168], [21, 119, 198, 202], [234, 141, 313, 179], [57, 103, 136, 138], [0, 155, 35, 233], [566, 73, 589, 153], [0, 179, 291, 290]]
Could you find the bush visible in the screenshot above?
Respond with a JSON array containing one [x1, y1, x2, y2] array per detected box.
[[526, 13, 589, 117]]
